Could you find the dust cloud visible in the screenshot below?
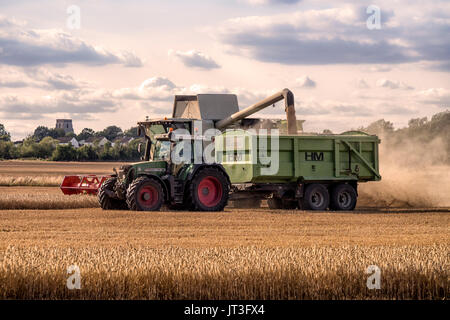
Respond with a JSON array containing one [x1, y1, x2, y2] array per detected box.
[[358, 135, 450, 208]]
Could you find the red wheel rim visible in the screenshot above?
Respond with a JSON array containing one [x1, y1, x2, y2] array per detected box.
[[197, 176, 223, 208], [138, 185, 158, 208]]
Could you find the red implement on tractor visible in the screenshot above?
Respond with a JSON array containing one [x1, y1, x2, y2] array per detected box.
[[60, 175, 112, 195]]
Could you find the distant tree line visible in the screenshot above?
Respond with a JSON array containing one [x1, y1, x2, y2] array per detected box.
[[0, 124, 145, 161], [30, 125, 139, 143]]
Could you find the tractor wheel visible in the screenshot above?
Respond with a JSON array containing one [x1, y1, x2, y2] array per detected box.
[[267, 197, 282, 209], [301, 184, 330, 211], [98, 178, 128, 210], [189, 167, 229, 211], [126, 176, 164, 211], [329, 184, 357, 211]]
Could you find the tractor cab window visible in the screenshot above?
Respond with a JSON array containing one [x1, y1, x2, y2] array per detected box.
[[153, 140, 171, 161]]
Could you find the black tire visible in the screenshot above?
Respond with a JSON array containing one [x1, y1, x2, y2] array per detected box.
[[98, 178, 128, 210], [329, 184, 357, 211], [126, 176, 164, 211], [267, 197, 282, 209], [188, 167, 229, 211], [301, 184, 330, 211]]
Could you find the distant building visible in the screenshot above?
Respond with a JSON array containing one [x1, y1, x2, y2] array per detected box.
[[56, 136, 79, 148], [56, 119, 74, 134], [81, 136, 110, 147], [113, 136, 134, 145]]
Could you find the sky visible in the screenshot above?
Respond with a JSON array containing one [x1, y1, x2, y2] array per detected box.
[[0, 0, 449, 140]]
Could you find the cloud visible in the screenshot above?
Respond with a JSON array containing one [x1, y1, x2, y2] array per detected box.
[[168, 49, 220, 69], [0, 66, 90, 90], [0, 16, 143, 67], [296, 76, 316, 88], [0, 67, 32, 88], [112, 77, 274, 111], [362, 65, 392, 73], [119, 51, 143, 67], [113, 77, 177, 101], [218, 5, 450, 68], [376, 78, 414, 90], [355, 79, 370, 89], [245, 0, 302, 5], [0, 90, 117, 117], [417, 88, 450, 106]]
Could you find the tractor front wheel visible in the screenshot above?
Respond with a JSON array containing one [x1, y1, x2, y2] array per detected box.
[[189, 168, 229, 211], [126, 176, 164, 211], [98, 178, 128, 210]]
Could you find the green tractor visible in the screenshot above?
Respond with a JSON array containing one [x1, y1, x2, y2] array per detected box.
[[98, 118, 230, 211]]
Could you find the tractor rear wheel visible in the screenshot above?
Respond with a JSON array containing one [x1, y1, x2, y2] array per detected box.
[[189, 167, 229, 211], [126, 176, 164, 211], [329, 184, 357, 211], [301, 183, 330, 211], [98, 178, 128, 210]]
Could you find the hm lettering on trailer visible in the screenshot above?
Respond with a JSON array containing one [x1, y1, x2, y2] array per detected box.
[[305, 152, 324, 161]]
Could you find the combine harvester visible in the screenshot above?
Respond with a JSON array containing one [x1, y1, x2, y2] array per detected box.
[[61, 89, 381, 211]]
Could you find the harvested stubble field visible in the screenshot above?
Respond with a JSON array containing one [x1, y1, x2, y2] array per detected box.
[[0, 160, 448, 299], [0, 207, 448, 299], [0, 187, 97, 209], [0, 160, 127, 187]]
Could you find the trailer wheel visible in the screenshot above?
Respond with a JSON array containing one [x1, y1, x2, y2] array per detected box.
[[98, 178, 128, 210], [126, 176, 164, 211], [302, 184, 329, 211], [189, 167, 229, 211], [329, 184, 357, 211]]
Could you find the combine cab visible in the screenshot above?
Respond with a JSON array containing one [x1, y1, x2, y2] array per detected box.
[[60, 175, 112, 195]]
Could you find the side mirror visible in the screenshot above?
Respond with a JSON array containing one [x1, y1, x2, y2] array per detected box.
[[137, 143, 142, 153], [137, 126, 142, 136]]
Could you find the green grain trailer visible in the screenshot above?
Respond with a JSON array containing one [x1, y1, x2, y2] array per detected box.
[[216, 130, 381, 210]]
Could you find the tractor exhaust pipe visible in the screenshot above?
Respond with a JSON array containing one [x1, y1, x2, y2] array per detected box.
[[215, 88, 298, 134]]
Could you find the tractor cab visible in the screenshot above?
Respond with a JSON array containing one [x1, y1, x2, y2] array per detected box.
[[137, 118, 192, 162]]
